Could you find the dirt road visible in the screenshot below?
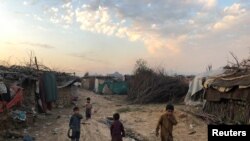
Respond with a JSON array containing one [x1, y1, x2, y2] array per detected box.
[[24, 89, 207, 141]]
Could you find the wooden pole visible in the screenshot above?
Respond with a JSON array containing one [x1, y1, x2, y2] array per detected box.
[[35, 57, 39, 71]]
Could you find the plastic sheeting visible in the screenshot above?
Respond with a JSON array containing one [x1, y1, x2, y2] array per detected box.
[[184, 68, 225, 105], [40, 72, 58, 102], [98, 81, 128, 95]]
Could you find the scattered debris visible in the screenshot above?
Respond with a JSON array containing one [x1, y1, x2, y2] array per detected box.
[[188, 131, 196, 135], [11, 110, 27, 121], [52, 128, 59, 135], [180, 108, 221, 124]]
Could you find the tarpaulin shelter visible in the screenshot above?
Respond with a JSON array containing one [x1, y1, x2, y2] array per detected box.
[[184, 68, 225, 106], [98, 80, 128, 95], [57, 79, 80, 106], [38, 72, 58, 113], [203, 70, 250, 124]]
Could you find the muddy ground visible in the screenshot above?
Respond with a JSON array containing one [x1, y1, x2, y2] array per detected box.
[[2, 89, 207, 141]]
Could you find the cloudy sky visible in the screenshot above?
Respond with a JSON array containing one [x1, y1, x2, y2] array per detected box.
[[0, 0, 249, 75]]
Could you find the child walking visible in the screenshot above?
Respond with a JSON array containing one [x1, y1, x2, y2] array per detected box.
[[69, 107, 83, 141], [84, 97, 92, 120], [110, 113, 125, 141], [156, 104, 178, 141]]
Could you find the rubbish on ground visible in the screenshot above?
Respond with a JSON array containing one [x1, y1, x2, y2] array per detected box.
[[11, 110, 27, 121]]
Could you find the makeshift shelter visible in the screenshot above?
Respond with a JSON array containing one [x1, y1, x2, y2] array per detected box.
[[57, 79, 80, 106], [94, 78, 105, 93], [203, 71, 250, 124], [98, 80, 128, 95], [81, 77, 95, 90], [0, 65, 76, 114], [184, 68, 225, 106]]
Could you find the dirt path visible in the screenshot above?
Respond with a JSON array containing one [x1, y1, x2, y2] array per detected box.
[[23, 89, 207, 141]]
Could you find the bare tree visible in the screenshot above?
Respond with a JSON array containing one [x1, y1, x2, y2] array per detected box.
[[133, 59, 151, 74], [25, 50, 35, 68], [229, 52, 240, 68]]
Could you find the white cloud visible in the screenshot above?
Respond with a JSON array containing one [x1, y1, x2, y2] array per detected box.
[[45, 0, 249, 56], [22, 0, 38, 6], [224, 3, 246, 15], [213, 3, 246, 30], [213, 15, 236, 30], [45, 2, 74, 27], [33, 14, 42, 21], [76, 7, 118, 36], [75, 0, 207, 53], [198, 0, 216, 8], [62, 2, 72, 9], [51, 7, 59, 13]]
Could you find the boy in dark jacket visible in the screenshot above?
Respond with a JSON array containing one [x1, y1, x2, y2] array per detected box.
[[69, 107, 83, 141], [110, 113, 125, 141], [156, 104, 178, 141]]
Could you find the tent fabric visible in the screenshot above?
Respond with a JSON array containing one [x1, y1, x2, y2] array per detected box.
[[184, 83, 204, 106], [39, 72, 58, 112], [189, 77, 203, 97], [98, 83, 106, 93], [98, 81, 128, 95], [109, 81, 128, 94], [102, 84, 113, 94], [0, 86, 23, 112], [43, 73, 58, 102], [184, 68, 225, 105], [94, 79, 105, 93], [190, 68, 225, 96]]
